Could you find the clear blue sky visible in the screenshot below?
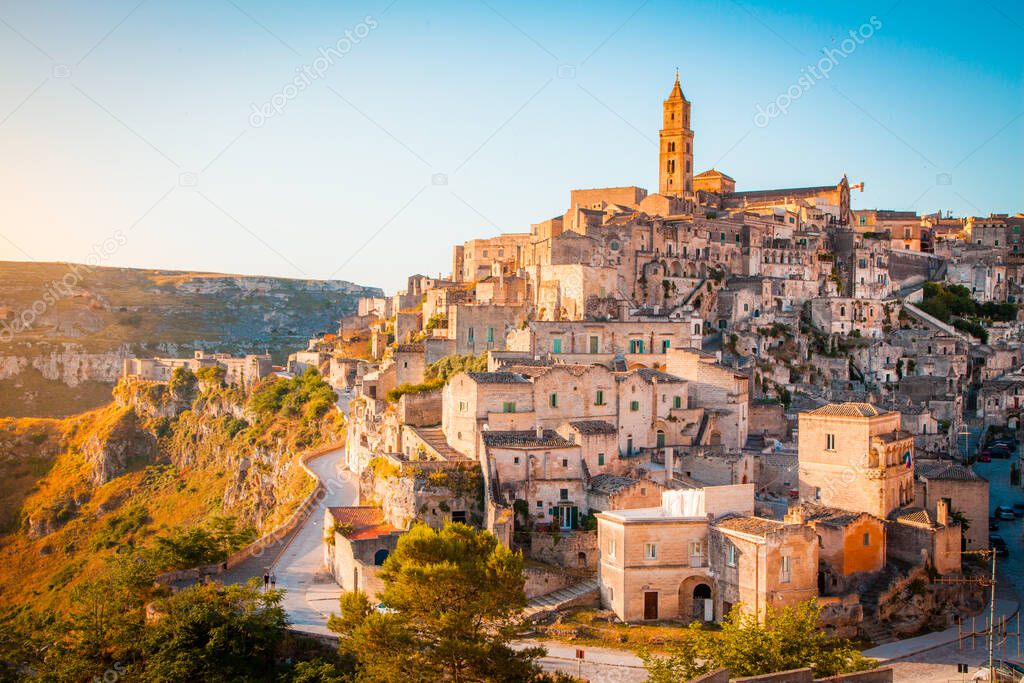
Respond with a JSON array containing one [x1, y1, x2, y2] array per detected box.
[[0, 0, 1021, 292]]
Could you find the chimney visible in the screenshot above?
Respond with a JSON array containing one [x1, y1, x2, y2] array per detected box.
[[786, 506, 807, 525], [936, 498, 950, 527], [535, 424, 544, 439]]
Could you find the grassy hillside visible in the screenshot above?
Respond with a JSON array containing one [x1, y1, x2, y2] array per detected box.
[[0, 261, 382, 416], [0, 369, 344, 611]]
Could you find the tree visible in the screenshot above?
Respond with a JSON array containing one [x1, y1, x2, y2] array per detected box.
[[639, 601, 876, 681], [135, 580, 288, 681], [329, 523, 545, 682]]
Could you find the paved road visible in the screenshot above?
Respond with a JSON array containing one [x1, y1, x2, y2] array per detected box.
[[273, 448, 357, 635]]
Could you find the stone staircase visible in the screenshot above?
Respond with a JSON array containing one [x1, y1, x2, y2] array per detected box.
[[412, 426, 464, 460], [524, 578, 600, 619]]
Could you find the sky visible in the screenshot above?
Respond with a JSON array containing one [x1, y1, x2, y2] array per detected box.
[[0, 0, 1021, 293]]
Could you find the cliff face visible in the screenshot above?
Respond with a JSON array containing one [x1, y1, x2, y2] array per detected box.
[[0, 371, 344, 607], [0, 261, 382, 417]]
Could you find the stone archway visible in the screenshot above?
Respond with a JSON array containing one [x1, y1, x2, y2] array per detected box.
[[678, 575, 715, 623]]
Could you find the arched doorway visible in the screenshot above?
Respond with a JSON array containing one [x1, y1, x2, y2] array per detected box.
[[678, 576, 715, 623], [577, 551, 587, 568], [656, 430, 666, 448], [692, 583, 712, 621], [373, 549, 390, 566]]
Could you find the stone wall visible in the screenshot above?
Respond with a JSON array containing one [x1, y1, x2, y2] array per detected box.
[[529, 530, 598, 570], [523, 562, 577, 599], [397, 389, 442, 427]]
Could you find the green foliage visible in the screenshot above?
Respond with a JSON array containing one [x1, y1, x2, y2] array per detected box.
[[91, 504, 150, 550], [330, 522, 545, 682], [920, 282, 1017, 334], [247, 368, 337, 423], [196, 365, 227, 386], [135, 580, 289, 681], [425, 353, 488, 382], [425, 313, 448, 331], [168, 367, 197, 400], [385, 378, 445, 403], [639, 601, 876, 681], [153, 515, 255, 570]]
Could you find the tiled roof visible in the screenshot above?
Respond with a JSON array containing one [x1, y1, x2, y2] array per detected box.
[[889, 507, 937, 527], [630, 368, 685, 384], [807, 402, 885, 418], [482, 429, 574, 449], [569, 419, 618, 435], [589, 473, 645, 494], [714, 515, 784, 536], [465, 372, 529, 384], [327, 506, 399, 540], [395, 343, 424, 353], [791, 503, 869, 528], [916, 461, 985, 482]]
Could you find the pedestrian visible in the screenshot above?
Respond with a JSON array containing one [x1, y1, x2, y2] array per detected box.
[[263, 571, 269, 591], [270, 572, 277, 590]]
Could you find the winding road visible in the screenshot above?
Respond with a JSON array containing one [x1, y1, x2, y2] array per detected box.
[[222, 446, 357, 636]]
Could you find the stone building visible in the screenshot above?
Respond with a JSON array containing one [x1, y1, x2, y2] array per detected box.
[[709, 515, 819, 621], [785, 503, 886, 594], [596, 485, 754, 622], [323, 506, 402, 599], [914, 461, 988, 551], [797, 403, 914, 517]]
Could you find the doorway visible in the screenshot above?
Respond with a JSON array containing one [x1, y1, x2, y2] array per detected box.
[[692, 583, 712, 621], [644, 591, 659, 620]]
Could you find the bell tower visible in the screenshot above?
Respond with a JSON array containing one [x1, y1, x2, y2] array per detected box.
[[659, 69, 694, 197]]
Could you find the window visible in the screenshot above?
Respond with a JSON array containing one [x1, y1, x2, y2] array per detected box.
[[552, 337, 562, 354], [727, 543, 737, 567], [644, 543, 658, 560], [458, 401, 467, 412], [498, 248, 504, 256], [588, 335, 600, 353], [561, 459, 568, 468], [537, 500, 543, 508], [482, 249, 488, 257], [863, 532, 870, 546], [513, 456, 519, 464], [467, 327, 475, 343], [780, 556, 792, 583], [487, 327, 494, 343], [826, 433, 836, 450], [550, 393, 558, 408], [661, 339, 671, 353], [560, 488, 568, 500], [597, 452, 605, 466], [688, 541, 703, 567], [608, 539, 616, 558], [814, 487, 822, 501], [629, 339, 645, 354], [502, 401, 516, 413], [609, 586, 614, 601], [630, 400, 640, 412], [673, 395, 682, 409], [595, 389, 605, 405]]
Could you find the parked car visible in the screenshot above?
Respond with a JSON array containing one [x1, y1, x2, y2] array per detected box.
[[996, 506, 1016, 520], [990, 516, 1000, 531], [1013, 503, 1024, 517], [989, 534, 1009, 557], [978, 453, 992, 463], [989, 446, 1013, 459]]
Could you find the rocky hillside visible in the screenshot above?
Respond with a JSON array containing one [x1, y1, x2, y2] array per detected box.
[[0, 261, 381, 417], [0, 369, 344, 610]]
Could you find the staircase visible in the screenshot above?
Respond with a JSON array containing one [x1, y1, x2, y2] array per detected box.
[[681, 278, 707, 308], [858, 562, 912, 645], [411, 426, 464, 460], [524, 578, 600, 619]]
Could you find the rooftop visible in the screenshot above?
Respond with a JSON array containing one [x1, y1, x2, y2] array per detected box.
[[790, 502, 870, 528], [807, 402, 886, 418], [714, 515, 785, 537], [569, 419, 618, 435], [465, 371, 530, 384], [327, 506, 400, 541], [482, 429, 575, 449], [589, 473, 647, 494], [916, 461, 986, 482]]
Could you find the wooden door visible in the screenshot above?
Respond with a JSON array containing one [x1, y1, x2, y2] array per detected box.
[[643, 591, 658, 620]]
